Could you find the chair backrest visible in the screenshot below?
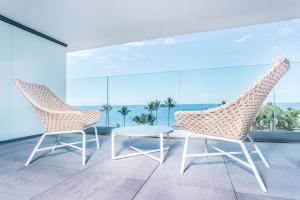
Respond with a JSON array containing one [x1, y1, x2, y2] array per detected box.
[[228, 58, 290, 138], [14, 79, 74, 111]]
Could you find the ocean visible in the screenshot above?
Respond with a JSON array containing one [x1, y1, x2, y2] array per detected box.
[[78, 102, 300, 127]]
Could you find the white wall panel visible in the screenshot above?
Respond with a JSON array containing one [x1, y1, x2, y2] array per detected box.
[[0, 21, 11, 140], [10, 27, 66, 139], [0, 20, 66, 141]]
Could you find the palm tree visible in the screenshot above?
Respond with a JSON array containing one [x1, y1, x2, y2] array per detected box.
[[133, 113, 156, 125], [162, 97, 176, 126], [146, 113, 156, 125], [145, 102, 156, 114], [153, 100, 161, 125], [118, 106, 131, 126], [101, 104, 112, 127], [133, 114, 147, 125], [133, 115, 142, 125]]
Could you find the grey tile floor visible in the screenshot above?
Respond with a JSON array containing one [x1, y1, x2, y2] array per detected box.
[[0, 134, 299, 200]]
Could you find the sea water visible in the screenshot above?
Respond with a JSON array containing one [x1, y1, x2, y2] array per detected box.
[[78, 103, 300, 127]]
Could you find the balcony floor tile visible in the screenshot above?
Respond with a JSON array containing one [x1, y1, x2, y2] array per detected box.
[[0, 134, 299, 200]]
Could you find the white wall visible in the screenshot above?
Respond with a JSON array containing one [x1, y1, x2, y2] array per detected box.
[[0, 20, 66, 141]]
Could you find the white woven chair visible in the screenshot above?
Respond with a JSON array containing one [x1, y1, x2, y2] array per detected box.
[[175, 58, 290, 192], [15, 79, 100, 166]]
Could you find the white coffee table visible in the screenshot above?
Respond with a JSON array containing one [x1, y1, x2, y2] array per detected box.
[[111, 125, 173, 163]]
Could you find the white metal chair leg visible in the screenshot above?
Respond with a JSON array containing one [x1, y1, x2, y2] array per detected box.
[[239, 142, 267, 192], [180, 135, 189, 174], [247, 136, 270, 168], [94, 127, 100, 150], [82, 131, 86, 166], [204, 138, 208, 153], [52, 134, 61, 152], [25, 133, 47, 166]]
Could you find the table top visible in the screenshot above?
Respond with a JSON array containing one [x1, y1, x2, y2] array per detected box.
[[112, 125, 173, 136]]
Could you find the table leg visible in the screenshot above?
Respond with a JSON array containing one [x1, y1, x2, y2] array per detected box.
[[129, 136, 132, 147], [167, 133, 170, 148], [112, 132, 115, 159], [160, 133, 164, 164]]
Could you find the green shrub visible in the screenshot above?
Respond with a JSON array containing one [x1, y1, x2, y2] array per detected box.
[[133, 113, 156, 125], [252, 103, 299, 131]]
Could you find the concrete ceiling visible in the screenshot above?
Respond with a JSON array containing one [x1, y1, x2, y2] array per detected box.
[[1, 0, 300, 51]]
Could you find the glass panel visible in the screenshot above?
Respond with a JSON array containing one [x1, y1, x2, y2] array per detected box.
[[67, 77, 107, 126], [179, 64, 275, 131], [273, 62, 300, 131], [66, 62, 300, 133], [179, 64, 271, 105], [108, 71, 179, 127]]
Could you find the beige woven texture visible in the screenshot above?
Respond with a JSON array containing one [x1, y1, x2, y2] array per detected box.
[[175, 58, 290, 140], [14, 80, 100, 132]]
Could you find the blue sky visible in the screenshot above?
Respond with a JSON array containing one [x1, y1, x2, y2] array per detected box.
[[67, 19, 300, 106]]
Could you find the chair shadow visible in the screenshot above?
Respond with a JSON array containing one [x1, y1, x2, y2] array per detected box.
[[184, 158, 227, 173], [184, 155, 260, 176], [29, 139, 101, 165], [164, 140, 181, 161], [114, 138, 181, 163]]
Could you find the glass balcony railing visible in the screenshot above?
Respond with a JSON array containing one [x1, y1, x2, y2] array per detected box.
[[67, 61, 300, 132]]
